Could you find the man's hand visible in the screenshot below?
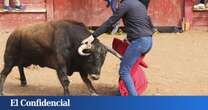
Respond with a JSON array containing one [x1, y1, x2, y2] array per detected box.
[[81, 35, 95, 45]]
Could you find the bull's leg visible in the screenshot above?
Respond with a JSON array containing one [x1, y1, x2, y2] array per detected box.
[[0, 64, 14, 96], [56, 66, 70, 96], [18, 65, 27, 87], [80, 73, 98, 96], [56, 55, 70, 96]]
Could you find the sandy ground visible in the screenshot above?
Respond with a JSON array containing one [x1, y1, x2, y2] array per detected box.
[[0, 30, 208, 96]]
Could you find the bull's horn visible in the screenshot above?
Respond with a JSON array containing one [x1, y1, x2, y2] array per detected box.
[[78, 44, 91, 56], [100, 43, 122, 60]]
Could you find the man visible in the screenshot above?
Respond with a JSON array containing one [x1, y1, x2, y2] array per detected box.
[[80, 0, 154, 96]]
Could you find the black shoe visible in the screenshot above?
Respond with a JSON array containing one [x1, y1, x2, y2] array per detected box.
[[15, 5, 25, 11], [3, 6, 12, 12]]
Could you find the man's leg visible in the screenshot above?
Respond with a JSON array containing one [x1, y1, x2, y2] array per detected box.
[[119, 46, 140, 96], [4, 0, 9, 6], [206, 0, 208, 8], [15, 0, 25, 11], [3, 0, 13, 12], [119, 37, 152, 96], [15, 0, 21, 6]]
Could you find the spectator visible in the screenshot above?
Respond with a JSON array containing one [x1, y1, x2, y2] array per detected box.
[[194, 0, 208, 9], [3, 0, 24, 12]]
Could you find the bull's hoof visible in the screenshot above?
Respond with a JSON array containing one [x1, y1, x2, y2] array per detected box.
[[91, 93, 99, 96], [21, 81, 27, 87]]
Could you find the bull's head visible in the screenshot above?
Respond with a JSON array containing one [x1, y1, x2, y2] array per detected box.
[[79, 40, 107, 80], [78, 39, 122, 80]]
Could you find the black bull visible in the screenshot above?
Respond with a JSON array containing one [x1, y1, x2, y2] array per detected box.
[[0, 20, 111, 96]]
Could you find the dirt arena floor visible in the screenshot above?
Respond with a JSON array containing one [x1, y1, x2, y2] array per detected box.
[[0, 30, 208, 96]]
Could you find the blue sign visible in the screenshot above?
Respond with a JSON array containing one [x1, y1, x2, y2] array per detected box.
[[0, 96, 207, 110]]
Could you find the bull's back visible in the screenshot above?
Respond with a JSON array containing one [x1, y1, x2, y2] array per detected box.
[[20, 23, 54, 48], [5, 23, 55, 67]]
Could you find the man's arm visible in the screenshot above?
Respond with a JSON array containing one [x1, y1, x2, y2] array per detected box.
[[92, 1, 129, 38]]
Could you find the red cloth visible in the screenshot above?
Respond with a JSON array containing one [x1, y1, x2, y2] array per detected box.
[[112, 38, 148, 96]]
